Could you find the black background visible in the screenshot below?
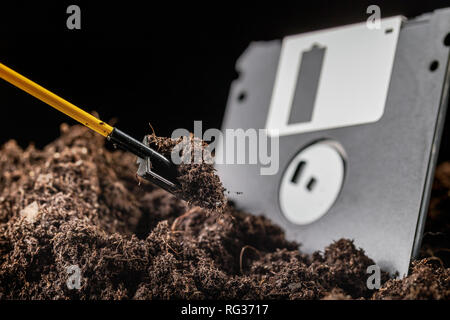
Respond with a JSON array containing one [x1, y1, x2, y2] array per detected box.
[[0, 1, 449, 156]]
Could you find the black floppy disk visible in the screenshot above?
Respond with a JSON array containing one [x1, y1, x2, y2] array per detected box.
[[216, 9, 450, 276]]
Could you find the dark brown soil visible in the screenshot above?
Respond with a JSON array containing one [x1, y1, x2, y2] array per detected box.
[[0, 124, 449, 300], [146, 134, 227, 213]]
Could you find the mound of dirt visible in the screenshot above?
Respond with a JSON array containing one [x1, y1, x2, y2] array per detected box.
[[0, 124, 449, 300]]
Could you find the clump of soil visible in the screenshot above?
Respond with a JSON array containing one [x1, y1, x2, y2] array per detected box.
[[373, 259, 450, 300], [0, 124, 449, 299], [421, 163, 450, 267], [146, 134, 227, 213]]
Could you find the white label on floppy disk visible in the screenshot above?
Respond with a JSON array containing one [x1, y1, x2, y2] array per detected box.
[[266, 16, 402, 136]]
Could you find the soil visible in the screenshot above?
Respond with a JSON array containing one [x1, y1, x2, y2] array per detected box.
[[146, 134, 227, 213], [0, 124, 449, 300]]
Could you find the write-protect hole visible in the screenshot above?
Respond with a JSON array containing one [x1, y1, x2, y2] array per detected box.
[[444, 33, 450, 47], [429, 60, 439, 72], [237, 91, 247, 103], [385, 28, 393, 34]]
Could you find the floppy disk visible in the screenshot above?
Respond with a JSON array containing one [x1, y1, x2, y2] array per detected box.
[[216, 9, 450, 276]]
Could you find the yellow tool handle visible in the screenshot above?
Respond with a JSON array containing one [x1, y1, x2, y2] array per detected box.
[[0, 62, 113, 137]]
